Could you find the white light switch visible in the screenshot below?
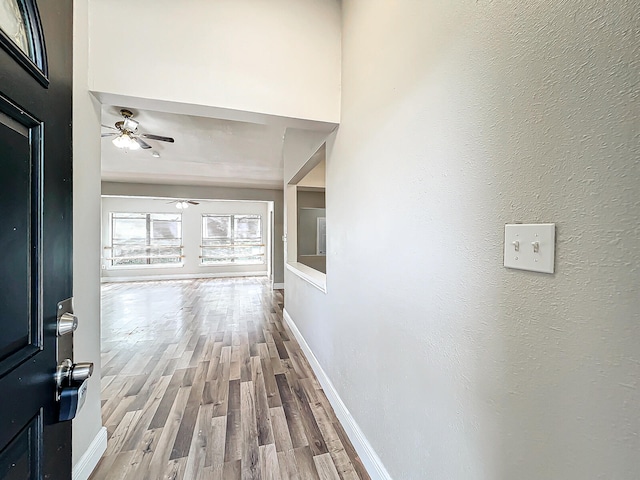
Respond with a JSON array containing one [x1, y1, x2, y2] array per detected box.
[[504, 223, 555, 274]]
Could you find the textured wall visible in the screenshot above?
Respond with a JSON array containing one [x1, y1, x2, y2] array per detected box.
[[285, 1, 640, 478], [89, 0, 341, 123]]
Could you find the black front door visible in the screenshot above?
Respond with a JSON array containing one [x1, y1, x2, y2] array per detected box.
[[0, 1, 73, 478]]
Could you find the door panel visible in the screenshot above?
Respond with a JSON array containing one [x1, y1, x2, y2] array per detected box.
[[0, 1, 73, 478], [0, 104, 41, 365], [0, 415, 42, 480], [0, 94, 46, 460]]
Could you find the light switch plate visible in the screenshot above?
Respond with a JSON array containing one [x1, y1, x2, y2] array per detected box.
[[504, 223, 555, 274]]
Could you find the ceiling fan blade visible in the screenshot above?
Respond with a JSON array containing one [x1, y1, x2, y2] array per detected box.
[[187, 201, 199, 205], [134, 137, 152, 149], [140, 133, 175, 143], [101, 132, 118, 137], [101, 124, 118, 130]]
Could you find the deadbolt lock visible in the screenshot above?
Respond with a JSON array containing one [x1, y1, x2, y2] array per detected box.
[[57, 297, 78, 336]]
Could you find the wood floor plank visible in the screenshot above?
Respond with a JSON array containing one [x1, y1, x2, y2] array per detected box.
[[148, 368, 186, 430], [203, 464, 224, 480], [144, 386, 191, 480], [260, 444, 282, 480], [100, 450, 136, 480], [276, 374, 309, 449], [240, 381, 261, 480], [89, 451, 118, 480], [105, 409, 143, 456], [183, 404, 213, 480], [332, 422, 370, 480], [121, 375, 172, 452], [271, 331, 290, 360], [277, 450, 300, 480], [92, 278, 369, 480], [224, 380, 242, 463], [259, 343, 282, 408], [252, 357, 275, 447], [206, 415, 227, 468], [286, 372, 328, 456], [126, 354, 171, 412], [125, 428, 162, 479], [189, 335, 207, 367], [163, 358, 179, 377], [239, 332, 252, 382], [164, 457, 188, 480], [313, 453, 341, 480], [211, 346, 231, 417], [300, 380, 360, 480], [206, 342, 223, 381], [293, 447, 321, 480], [222, 459, 241, 480], [100, 375, 130, 411], [171, 361, 209, 459], [270, 407, 294, 453], [104, 395, 135, 439]]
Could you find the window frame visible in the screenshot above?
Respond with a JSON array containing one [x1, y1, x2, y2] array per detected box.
[[108, 212, 184, 268], [200, 214, 265, 266], [285, 143, 327, 292], [0, 0, 49, 86]]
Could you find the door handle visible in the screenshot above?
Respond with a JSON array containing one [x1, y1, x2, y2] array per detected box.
[[55, 359, 94, 422], [56, 359, 94, 392]]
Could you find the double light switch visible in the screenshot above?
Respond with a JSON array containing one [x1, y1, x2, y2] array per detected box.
[[504, 223, 555, 274]]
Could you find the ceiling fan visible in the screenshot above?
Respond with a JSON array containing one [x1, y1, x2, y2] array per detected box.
[[102, 109, 175, 151], [167, 199, 199, 210]]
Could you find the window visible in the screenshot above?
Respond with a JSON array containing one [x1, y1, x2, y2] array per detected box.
[[201, 214, 264, 265], [0, 0, 49, 86], [288, 148, 326, 274], [285, 141, 326, 291], [317, 217, 326, 255], [109, 213, 183, 267]]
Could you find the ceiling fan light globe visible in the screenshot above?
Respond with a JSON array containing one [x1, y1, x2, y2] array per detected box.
[[128, 137, 141, 150], [112, 135, 127, 148]]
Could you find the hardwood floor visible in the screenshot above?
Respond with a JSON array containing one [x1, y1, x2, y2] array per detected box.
[[91, 277, 369, 480]]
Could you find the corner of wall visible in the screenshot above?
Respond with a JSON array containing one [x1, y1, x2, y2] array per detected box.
[[72, 0, 105, 472]]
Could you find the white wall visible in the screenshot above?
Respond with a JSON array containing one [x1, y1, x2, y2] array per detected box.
[[88, 0, 341, 123], [72, 0, 105, 472], [101, 196, 269, 281], [285, 1, 640, 479], [298, 157, 326, 188]]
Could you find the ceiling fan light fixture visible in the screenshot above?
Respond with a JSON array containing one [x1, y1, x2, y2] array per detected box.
[[105, 109, 175, 150], [111, 134, 128, 149], [175, 201, 189, 210], [112, 133, 140, 150]]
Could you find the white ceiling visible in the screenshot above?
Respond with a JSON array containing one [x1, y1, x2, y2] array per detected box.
[[100, 106, 287, 190]]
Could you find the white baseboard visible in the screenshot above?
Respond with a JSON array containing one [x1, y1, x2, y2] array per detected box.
[[273, 282, 285, 289], [72, 426, 107, 480], [282, 309, 392, 480], [101, 271, 267, 283]]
